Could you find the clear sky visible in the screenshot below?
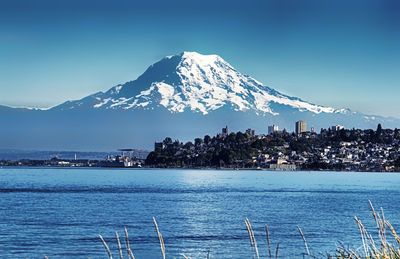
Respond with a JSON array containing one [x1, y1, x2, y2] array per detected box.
[[0, 0, 399, 117]]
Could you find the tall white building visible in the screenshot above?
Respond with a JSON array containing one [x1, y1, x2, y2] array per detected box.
[[268, 125, 279, 135], [295, 120, 307, 135], [331, 125, 345, 131]]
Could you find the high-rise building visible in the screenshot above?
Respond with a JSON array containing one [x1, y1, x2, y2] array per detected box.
[[221, 126, 229, 137], [154, 142, 165, 151], [246, 128, 255, 137], [295, 120, 307, 134], [331, 125, 345, 131], [268, 125, 279, 135]]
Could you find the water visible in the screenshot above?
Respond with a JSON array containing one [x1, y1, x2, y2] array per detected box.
[[0, 168, 399, 258]]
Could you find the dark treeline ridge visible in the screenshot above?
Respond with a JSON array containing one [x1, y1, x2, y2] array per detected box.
[[146, 124, 400, 171]]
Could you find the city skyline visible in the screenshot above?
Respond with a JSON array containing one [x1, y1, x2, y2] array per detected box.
[[1, 0, 399, 118]]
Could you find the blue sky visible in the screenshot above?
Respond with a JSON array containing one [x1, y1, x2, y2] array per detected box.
[[0, 0, 399, 117]]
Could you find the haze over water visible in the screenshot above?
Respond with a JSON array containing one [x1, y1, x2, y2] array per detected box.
[[0, 168, 399, 258]]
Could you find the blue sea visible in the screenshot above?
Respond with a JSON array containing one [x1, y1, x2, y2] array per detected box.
[[0, 168, 399, 258]]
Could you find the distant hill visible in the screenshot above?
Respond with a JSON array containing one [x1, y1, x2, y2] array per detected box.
[[0, 149, 149, 161]]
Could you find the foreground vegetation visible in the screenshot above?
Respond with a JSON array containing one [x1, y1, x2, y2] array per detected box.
[[95, 202, 399, 259]]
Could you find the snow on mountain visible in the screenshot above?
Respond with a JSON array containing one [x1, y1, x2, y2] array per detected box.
[[2, 51, 399, 150], [54, 51, 339, 115]]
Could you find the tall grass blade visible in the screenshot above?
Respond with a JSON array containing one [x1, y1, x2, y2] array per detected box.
[[153, 217, 166, 259], [115, 231, 124, 259], [297, 226, 311, 256], [275, 243, 280, 259], [99, 234, 113, 259], [245, 218, 260, 259], [124, 227, 135, 259], [265, 225, 272, 259]]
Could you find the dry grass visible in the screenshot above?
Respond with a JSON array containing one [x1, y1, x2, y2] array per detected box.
[[335, 201, 400, 259], [94, 202, 399, 259], [245, 217, 260, 259], [153, 217, 166, 259], [98, 218, 167, 259]]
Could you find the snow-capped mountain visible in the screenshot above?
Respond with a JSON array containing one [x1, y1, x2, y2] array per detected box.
[[55, 51, 341, 115], [1, 51, 398, 150]]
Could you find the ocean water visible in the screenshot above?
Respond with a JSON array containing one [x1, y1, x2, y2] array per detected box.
[[0, 168, 399, 258]]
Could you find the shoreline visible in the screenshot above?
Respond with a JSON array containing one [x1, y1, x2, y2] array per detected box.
[[1, 165, 399, 174]]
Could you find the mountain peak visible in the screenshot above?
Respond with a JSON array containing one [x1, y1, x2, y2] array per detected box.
[[53, 51, 338, 115], [179, 51, 221, 62]]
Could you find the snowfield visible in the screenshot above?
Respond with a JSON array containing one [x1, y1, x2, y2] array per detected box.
[[57, 51, 340, 115]]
